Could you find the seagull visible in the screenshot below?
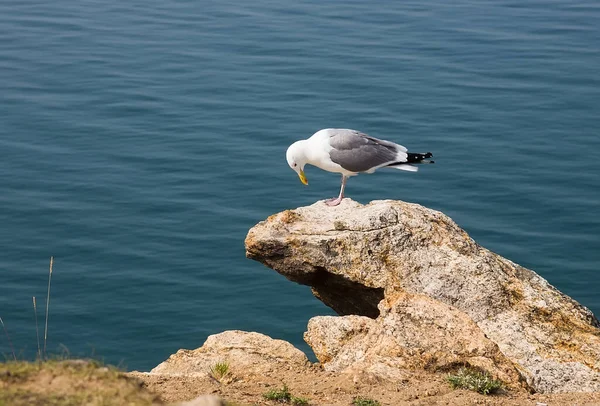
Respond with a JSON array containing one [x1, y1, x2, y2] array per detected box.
[[286, 128, 434, 206]]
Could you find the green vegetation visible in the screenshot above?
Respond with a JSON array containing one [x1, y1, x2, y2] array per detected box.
[[0, 360, 161, 406], [263, 384, 309, 405], [209, 361, 231, 383], [446, 367, 503, 395], [352, 396, 381, 406]]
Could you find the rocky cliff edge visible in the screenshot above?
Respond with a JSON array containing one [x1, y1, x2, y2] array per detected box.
[[245, 199, 600, 393]]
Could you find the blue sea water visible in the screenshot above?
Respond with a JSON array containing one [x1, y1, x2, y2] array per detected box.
[[1, 0, 599, 370]]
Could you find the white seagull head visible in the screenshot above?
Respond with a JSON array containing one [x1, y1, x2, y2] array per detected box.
[[286, 141, 309, 185]]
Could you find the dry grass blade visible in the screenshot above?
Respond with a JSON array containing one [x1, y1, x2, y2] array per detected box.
[[0, 316, 16, 361], [33, 296, 41, 360], [43, 256, 54, 358]]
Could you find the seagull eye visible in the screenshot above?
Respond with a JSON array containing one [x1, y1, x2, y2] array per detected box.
[[293, 163, 297, 167]]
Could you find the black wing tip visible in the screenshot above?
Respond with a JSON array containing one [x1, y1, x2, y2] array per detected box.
[[407, 152, 434, 163]]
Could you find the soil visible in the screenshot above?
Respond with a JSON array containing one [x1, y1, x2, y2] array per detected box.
[[3, 359, 599, 405], [131, 363, 600, 406]]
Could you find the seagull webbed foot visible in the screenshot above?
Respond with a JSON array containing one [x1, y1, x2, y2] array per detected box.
[[324, 197, 343, 206]]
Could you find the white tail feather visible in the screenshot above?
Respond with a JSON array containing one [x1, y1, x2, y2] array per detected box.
[[390, 164, 418, 172]]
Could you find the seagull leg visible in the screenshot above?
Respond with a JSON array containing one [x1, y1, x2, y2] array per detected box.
[[325, 175, 348, 206]]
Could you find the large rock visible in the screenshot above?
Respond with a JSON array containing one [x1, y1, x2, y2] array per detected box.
[[245, 199, 600, 393], [150, 330, 310, 376], [304, 292, 523, 386]]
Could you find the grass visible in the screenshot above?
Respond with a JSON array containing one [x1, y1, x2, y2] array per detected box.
[[352, 397, 381, 406], [0, 389, 88, 406], [0, 359, 115, 383], [263, 384, 309, 405], [209, 361, 230, 383], [0, 359, 162, 405], [446, 367, 503, 395]]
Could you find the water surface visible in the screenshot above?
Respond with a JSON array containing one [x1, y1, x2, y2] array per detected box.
[[1, 0, 599, 370]]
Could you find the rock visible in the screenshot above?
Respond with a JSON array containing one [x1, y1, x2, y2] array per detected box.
[[245, 199, 600, 393], [304, 292, 523, 386], [177, 395, 225, 406], [150, 330, 310, 377]]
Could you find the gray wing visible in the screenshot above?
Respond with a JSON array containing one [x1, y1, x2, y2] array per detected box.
[[328, 129, 407, 173]]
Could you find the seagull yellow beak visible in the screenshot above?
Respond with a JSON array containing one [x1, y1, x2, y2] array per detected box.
[[298, 170, 308, 185]]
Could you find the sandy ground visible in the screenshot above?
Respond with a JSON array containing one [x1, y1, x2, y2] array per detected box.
[[131, 364, 600, 406]]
